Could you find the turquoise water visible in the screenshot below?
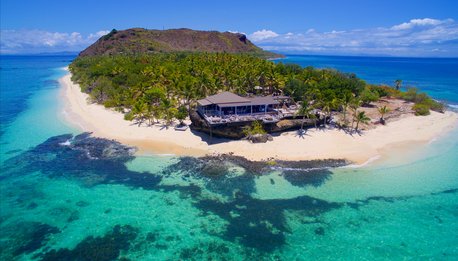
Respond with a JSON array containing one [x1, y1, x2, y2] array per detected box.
[[1, 55, 457, 260]]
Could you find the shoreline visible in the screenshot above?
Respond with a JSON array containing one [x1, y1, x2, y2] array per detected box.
[[59, 71, 458, 165]]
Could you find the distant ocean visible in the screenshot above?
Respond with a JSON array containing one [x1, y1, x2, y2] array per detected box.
[[1, 54, 457, 260], [278, 55, 458, 106]]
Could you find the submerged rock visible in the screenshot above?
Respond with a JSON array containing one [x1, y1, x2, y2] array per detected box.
[[0, 222, 61, 259], [69, 132, 137, 160], [39, 225, 138, 261], [0, 133, 164, 190]]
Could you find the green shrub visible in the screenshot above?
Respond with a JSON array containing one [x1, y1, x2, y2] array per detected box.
[[103, 100, 117, 108], [243, 121, 266, 137], [124, 112, 135, 121], [176, 105, 188, 123], [103, 29, 118, 40], [369, 85, 388, 97], [402, 88, 418, 102], [359, 87, 379, 105], [412, 103, 430, 116], [266, 160, 277, 166], [430, 100, 445, 113]]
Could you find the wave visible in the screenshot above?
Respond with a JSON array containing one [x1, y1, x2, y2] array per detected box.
[[270, 166, 331, 172], [59, 140, 72, 146], [342, 155, 381, 168]]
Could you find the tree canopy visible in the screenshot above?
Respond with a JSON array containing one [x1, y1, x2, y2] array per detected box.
[[69, 52, 443, 125]]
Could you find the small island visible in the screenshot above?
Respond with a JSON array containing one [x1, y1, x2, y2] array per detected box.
[[62, 28, 458, 165]]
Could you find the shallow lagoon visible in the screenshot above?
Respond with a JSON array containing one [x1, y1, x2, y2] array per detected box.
[[0, 55, 457, 260]]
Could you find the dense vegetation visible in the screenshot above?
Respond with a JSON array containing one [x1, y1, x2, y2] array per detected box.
[[69, 53, 444, 127]]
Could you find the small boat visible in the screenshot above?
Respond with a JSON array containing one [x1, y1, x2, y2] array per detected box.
[[174, 123, 188, 131]]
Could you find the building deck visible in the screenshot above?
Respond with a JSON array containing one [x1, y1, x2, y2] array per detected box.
[[203, 108, 299, 125]]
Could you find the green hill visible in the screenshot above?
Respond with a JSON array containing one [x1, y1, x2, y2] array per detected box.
[[78, 28, 282, 58]]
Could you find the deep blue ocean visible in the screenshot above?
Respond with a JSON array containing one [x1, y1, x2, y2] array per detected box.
[[278, 55, 458, 105], [1, 54, 457, 260]]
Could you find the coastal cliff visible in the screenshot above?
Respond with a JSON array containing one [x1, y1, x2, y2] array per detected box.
[[78, 28, 282, 58]]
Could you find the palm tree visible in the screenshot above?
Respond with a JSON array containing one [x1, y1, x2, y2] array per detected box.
[[321, 97, 339, 127], [349, 98, 362, 129], [354, 111, 370, 132], [160, 98, 177, 127], [395, 79, 402, 90], [297, 100, 313, 132], [378, 105, 390, 125], [133, 82, 149, 100], [349, 97, 362, 112], [131, 101, 148, 126], [340, 93, 353, 127]]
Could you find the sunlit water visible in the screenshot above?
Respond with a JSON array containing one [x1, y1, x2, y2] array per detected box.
[[0, 55, 457, 260]]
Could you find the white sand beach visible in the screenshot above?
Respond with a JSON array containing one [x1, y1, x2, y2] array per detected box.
[[60, 73, 458, 164]]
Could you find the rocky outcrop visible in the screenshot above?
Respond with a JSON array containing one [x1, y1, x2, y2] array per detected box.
[[164, 153, 349, 177], [247, 134, 272, 143], [270, 118, 317, 132]]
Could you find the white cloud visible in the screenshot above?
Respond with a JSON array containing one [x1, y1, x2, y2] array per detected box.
[[249, 18, 458, 57], [391, 18, 450, 30], [249, 29, 279, 41], [228, 30, 247, 35], [2, 20, 457, 57], [0, 29, 109, 54], [88, 30, 111, 41]]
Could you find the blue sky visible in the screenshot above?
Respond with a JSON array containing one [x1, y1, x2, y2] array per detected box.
[[1, 0, 458, 57]]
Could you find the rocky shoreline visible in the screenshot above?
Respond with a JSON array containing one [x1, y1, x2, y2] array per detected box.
[[3, 133, 349, 178], [64, 133, 349, 174], [194, 153, 349, 175]]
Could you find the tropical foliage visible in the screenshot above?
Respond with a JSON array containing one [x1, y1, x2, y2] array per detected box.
[[378, 105, 390, 124], [69, 53, 367, 124], [401, 88, 445, 115], [296, 100, 316, 130], [353, 111, 371, 131], [69, 53, 444, 126]]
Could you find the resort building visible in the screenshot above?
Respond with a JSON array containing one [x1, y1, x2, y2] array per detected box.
[[197, 91, 295, 125]]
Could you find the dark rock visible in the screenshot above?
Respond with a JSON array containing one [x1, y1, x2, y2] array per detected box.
[[27, 202, 38, 209], [14, 223, 60, 256], [201, 162, 229, 177], [146, 232, 157, 242], [40, 225, 138, 261], [67, 211, 80, 222], [1, 133, 164, 191], [155, 244, 168, 250], [248, 134, 270, 143], [314, 227, 325, 235], [194, 191, 341, 252], [75, 201, 89, 207]]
